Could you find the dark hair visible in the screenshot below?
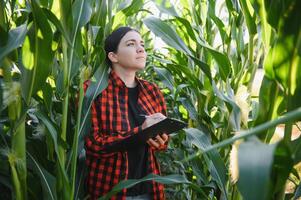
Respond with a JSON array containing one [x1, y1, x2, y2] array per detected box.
[[104, 26, 139, 67]]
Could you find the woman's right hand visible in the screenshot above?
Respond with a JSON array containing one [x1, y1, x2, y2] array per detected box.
[[141, 113, 166, 130]]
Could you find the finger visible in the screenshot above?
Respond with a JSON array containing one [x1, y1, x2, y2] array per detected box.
[[147, 140, 157, 148], [155, 135, 165, 146], [147, 138, 160, 148], [161, 133, 169, 142], [147, 139, 159, 148]]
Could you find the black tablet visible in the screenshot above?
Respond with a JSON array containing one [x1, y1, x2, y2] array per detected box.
[[104, 118, 187, 153]]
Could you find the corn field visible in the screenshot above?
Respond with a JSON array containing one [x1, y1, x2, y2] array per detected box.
[[0, 0, 301, 199]]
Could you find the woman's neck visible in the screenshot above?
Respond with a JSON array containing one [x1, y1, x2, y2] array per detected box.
[[112, 66, 137, 88]]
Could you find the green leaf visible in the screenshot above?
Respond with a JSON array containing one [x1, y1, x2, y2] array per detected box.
[[238, 138, 293, 199], [0, 24, 27, 62], [121, 0, 144, 16], [291, 136, 301, 164], [21, 0, 54, 104], [253, 76, 284, 141], [190, 158, 207, 184], [42, 8, 71, 45], [56, 0, 72, 35], [155, 2, 178, 17], [188, 55, 212, 80], [144, 16, 192, 55], [90, 0, 107, 26], [195, 40, 231, 81], [0, 173, 12, 192], [179, 98, 198, 120], [27, 152, 57, 200], [208, 0, 229, 44], [72, 0, 92, 30], [99, 174, 190, 200], [37, 0, 49, 8], [185, 128, 228, 199], [78, 65, 109, 156], [153, 67, 174, 91], [0, 80, 2, 113], [74, 156, 87, 200], [0, 0, 8, 35], [270, 140, 293, 195], [212, 81, 241, 131], [264, 0, 300, 32], [173, 83, 189, 101], [237, 137, 276, 200], [41, 82, 53, 112], [263, 0, 301, 111], [35, 111, 71, 196], [238, 0, 257, 35], [255, 0, 272, 48], [173, 17, 197, 42], [68, 0, 93, 81], [144, 17, 213, 80], [34, 111, 59, 156]]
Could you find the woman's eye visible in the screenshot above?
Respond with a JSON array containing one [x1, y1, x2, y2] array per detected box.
[[141, 44, 145, 47], [127, 43, 135, 46]]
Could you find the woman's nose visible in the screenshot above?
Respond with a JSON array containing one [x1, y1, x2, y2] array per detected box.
[[137, 45, 145, 53]]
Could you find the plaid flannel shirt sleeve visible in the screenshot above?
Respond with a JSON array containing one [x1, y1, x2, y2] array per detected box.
[[85, 100, 143, 157]]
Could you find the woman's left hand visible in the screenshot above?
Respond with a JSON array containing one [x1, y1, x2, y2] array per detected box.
[[147, 133, 169, 149]]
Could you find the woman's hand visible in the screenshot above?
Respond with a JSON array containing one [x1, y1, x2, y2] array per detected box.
[[141, 113, 169, 149], [147, 133, 169, 149]]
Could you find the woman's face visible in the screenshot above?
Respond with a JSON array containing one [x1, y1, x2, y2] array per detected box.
[[109, 31, 147, 71]]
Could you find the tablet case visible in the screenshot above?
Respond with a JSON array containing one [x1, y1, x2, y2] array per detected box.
[[104, 118, 187, 153]]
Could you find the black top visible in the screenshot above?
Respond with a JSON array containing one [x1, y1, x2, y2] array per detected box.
[[126, 86, 151, 196]]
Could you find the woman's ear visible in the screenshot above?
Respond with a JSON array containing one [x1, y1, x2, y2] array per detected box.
[[108, 52, 118, 63]]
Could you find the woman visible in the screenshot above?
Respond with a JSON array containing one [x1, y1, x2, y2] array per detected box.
[[84, 26, 169, 200]]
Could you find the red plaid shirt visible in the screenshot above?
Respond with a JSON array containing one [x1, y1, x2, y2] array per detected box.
[[84, 70, 167, 200]]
